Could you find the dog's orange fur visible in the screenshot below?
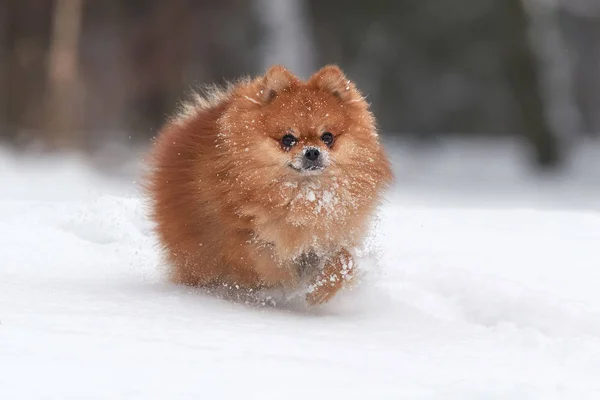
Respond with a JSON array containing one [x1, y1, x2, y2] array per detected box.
[[144, 65, 393, 305]]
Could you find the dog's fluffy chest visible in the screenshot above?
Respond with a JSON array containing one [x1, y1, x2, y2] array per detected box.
[[283, 179, 347, 225], [251, 178, 362, 259]]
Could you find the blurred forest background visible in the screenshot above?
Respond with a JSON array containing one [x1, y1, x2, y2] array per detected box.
[[1, 0, 599, 171]]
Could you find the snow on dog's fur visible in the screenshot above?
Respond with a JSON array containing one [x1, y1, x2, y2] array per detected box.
[[144, 65, 393, 306]]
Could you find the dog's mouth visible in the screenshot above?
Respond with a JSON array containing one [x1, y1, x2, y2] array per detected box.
[[289, 163, 326, 174]]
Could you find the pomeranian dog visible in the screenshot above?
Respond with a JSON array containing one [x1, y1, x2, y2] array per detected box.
[[145, 64, 393, 306]]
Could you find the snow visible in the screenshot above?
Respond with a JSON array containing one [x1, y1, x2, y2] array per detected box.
[[1, 139, 600, 399]]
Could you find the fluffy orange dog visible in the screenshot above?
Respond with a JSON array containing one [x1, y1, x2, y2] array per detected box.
[[145, 65, 393, 306]]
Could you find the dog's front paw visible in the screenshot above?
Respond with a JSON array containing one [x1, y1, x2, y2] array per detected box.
[[306, 277, 342, 305], [305, 249, 354, 306]]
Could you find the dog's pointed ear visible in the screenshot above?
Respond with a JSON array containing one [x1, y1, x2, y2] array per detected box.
[[308, 65, 362, 103], [259, 65, 300, 103]]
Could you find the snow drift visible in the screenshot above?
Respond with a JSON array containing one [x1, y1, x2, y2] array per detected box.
[[1, 142, 600, 399]]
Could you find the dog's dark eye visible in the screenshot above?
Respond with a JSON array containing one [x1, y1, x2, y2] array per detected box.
[[321, 132, 334, 147], [281, 134, 297, 149]]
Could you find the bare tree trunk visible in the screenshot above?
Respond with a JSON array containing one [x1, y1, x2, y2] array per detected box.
[[44, 0, 84, 150], [523, 0, 582, 142], [253, 0, 316, 79], [502, 0, 562, 169], [0, 2, 8, 138]]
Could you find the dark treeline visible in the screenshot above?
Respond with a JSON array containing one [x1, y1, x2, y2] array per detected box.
[[1, 0, 598, 168]]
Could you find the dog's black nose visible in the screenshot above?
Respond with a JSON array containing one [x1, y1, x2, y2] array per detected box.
[[304, 148, 320, 161]]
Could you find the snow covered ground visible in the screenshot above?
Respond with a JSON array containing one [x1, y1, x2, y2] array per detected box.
[[1, 139, 600, 399]]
